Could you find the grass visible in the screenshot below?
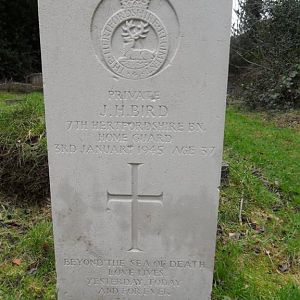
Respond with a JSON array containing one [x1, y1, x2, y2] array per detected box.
[[213, 106, 300, 299], [0, 199, 55, 300], [0, 92, 299, 299], [0, 92, 49, 200]]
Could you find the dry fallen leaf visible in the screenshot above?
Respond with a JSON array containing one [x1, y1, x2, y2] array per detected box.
[[27, 267, 38, 275], [6, 220, 22, 228], [278, 263, 289, 273], [42, 242, 50, 253], [229, 232, 241, 240], [12, 258, 22, 266]]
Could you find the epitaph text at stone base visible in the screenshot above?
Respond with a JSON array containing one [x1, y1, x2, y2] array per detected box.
[[39, 0, 232, 299]]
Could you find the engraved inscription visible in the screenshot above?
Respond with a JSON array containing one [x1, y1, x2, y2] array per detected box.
[[63, 257, 206, 297], [54, 90, 217, 157], [107, 163, 163, 252], [98, 104, 169, 117]]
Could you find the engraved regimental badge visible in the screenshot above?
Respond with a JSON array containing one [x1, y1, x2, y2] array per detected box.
[[91, 0, 180, 80], [101, 0, 168, 80]]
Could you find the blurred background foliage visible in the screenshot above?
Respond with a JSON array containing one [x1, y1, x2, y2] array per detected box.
[[230, 0, 300, 109], [0, 0, 41, 81]]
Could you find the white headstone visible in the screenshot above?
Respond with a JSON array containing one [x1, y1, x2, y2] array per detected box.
[[39, 0, 232, 299]]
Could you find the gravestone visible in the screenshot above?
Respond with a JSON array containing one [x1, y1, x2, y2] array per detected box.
[[26, 73, 43, 89], [39, 0, 232, 299]]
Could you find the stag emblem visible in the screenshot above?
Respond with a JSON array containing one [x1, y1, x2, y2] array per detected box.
[[119, 20, 156, 64], [98, 0, 169, 79]]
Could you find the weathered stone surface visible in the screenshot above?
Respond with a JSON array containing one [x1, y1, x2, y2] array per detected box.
[[39, 0, 232, 299], [0, 81, 42, 93], [26, 73, 43, 88], [0, 82, 33, 93], [4, 98, 25, 105], [221, 162, 230, 186]]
